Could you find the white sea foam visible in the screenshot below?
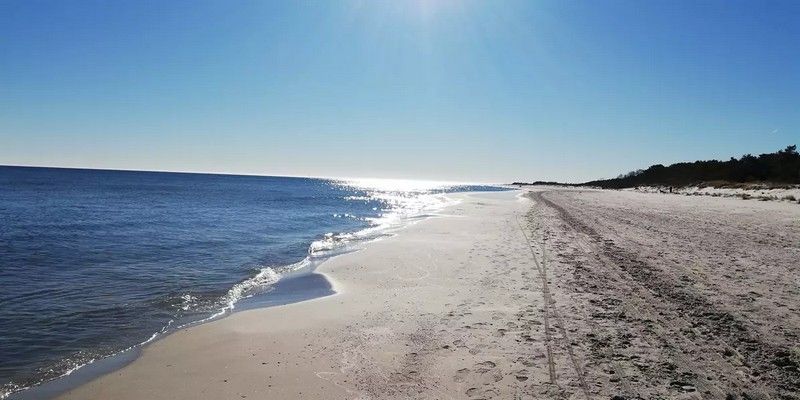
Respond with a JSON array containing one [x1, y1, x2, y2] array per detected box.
[[309, 192, 459, 260], [222, 266, 282, 309], [214, 180, 463, 315], [179, 294, 197, 311]]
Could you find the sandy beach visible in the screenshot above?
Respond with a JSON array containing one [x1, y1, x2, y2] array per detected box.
[[5, 2, 798, 398], [56, 189, 800, 399]]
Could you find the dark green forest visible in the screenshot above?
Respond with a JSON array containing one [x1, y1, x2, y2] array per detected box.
[[582, 145, 800, 189]]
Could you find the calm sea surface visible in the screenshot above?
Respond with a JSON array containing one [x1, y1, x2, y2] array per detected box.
[[0, 166, 506, 397]]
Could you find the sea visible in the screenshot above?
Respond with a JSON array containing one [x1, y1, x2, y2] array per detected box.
[[0, 166, 506, 398]]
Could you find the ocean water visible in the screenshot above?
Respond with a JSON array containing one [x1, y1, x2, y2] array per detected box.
[[0, 166, 505, 398]]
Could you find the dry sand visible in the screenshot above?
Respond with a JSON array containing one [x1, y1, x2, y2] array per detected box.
[[57, 189, 800, 399]]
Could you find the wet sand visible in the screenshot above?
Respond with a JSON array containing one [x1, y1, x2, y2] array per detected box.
[[57, 189, 800, 399]]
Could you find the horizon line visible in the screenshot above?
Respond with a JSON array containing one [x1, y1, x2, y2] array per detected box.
[[0, 163, 507, 186]]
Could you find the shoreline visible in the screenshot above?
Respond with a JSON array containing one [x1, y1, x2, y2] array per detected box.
[[6, 271, 337, 400], [51, 190, 530, 399], [5, 191, 481, 400]]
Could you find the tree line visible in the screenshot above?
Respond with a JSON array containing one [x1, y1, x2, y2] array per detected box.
[[582, 145, 800, 189]]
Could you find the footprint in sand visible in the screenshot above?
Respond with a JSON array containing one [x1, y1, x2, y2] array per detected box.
[[453, 368, 470, 382], [514, 369, 530, 381], [467, 387, 500, 398], [475, 360, 497, 373], [515, 356, 535, 367]]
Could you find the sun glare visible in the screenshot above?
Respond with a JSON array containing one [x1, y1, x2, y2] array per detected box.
[[350, 0, 466, 23], [339, 177, 462, 193], [412, 0, 461, 20]]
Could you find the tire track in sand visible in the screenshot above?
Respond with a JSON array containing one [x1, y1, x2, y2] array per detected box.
[[515, 214, 557, 386], [532, 190, 794, 399], [516, 214, 592, 399]]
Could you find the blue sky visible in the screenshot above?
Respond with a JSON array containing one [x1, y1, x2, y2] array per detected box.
[[1, 0, 798, 182]]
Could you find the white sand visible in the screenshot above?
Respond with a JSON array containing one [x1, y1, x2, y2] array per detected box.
[[58, 191, 551, 399]]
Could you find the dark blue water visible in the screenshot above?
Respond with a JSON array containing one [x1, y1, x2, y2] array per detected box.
[[0, 166, 504, 397]]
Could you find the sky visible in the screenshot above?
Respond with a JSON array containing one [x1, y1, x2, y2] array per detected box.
[[1, 0, 798, 183]]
